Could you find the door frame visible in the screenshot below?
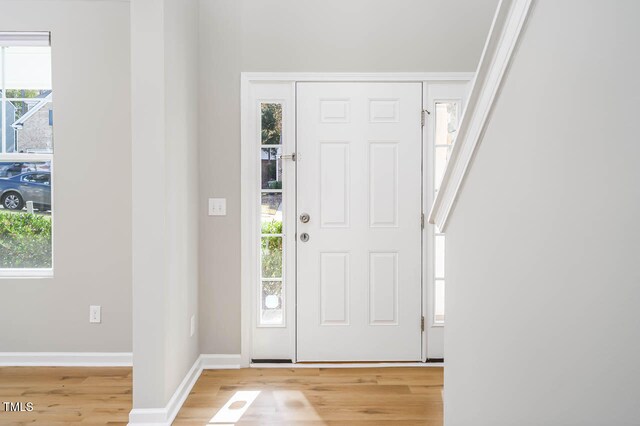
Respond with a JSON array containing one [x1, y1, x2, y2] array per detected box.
[[240, 73, 473, 367]]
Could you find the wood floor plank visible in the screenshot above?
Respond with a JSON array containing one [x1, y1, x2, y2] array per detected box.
[[174, 367, 443, 425], [0, 367, 131, 425], [1, 366, 443, 425]]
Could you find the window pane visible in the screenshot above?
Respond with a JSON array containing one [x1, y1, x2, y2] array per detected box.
[[435, 102, 459, 146], [259, 103, 285, 326], [261, 147, 282, 189], [0, 163, 53, 268], [0, 161, 50, 178], [261, 103, 282, 145], [435, 280, 445, 324], [434, 146, 448, 191], [435, 235, 445, 278], [261, 192, 282, 226], [4, 47, 52, 91], [261, 236, 282, 278], [7, 99, 53, 153], [260, 280, 283, 325], [0, 42, 53, 271], [5, 89, 50, 99]]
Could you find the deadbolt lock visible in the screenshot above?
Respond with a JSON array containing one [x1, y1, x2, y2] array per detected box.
[[300, 233, 310, 242], [299, 213, 310, 223]]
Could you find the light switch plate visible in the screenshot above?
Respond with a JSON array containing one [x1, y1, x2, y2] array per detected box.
[[90, 305, 101, 323], [190, 314, 196, 337], [208, 198, 226, 216]]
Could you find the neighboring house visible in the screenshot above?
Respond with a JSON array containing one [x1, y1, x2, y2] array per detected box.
[[6, 91, 53, 153]]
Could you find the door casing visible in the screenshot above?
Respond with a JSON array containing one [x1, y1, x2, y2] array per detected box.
[[240, 73, 473, 367]]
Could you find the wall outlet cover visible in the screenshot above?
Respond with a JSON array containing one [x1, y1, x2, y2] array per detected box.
[[89, 305, 101, 323], [208, 198, 227, 216]]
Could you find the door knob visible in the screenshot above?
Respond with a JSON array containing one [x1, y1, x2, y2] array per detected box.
[[300, 233, 310, 242], [299, 213, 310, 223]]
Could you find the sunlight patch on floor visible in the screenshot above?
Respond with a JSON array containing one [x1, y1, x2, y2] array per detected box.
[[208, 390, 260, 424], [272, 390, 321, 421]]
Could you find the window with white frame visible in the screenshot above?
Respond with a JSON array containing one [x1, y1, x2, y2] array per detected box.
[[259, 102, 284, 325], [0, 33, 53, 272], [433, 101, 459, 324]]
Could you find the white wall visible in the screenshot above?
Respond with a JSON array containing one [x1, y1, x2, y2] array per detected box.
[[131, 0, 199, 410], [0, 0, 131, 352], [198, 0, 500, 354], [445, 1, 640, 424]]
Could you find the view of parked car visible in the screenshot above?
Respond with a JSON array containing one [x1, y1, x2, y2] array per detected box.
[[0, 171, 51, 211], [0, 161, 51, 178]]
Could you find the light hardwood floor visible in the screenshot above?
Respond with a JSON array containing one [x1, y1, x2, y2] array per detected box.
[[0, 366, 131, 425], [174, 367, 443, 425], [0, 366, 443, 425]]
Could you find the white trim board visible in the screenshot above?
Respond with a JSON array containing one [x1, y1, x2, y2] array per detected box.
[[428, 0, 533, 232], [242, 72, 474, 83], [0, 352, 132, 367], [200, 353, 242, 369], [128, 354, 241, 426], [128, 356, 201, 426]]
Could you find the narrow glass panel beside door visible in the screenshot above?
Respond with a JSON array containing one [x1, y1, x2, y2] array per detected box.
[[261, 192, 282, 222], [434, 279, 445, 324], [261, 147, 282, 189], [261, 103, 282, 145], [432, 100, 460, 325], [261, 236, 282, 279], [260, 280, 283, 325], [259, 102, 285, 326]]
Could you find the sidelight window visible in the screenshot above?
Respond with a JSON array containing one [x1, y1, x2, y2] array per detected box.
[[259, 103, 284, 325], [433, 101, 460, 324]]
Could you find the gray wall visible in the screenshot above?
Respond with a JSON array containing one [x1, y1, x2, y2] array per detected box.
[[445, 1, 640, 424], [0, 0, 131, 352], [131, 0, 200, 409], [198, 0, 500, 354], [163, 0, 200, 406]]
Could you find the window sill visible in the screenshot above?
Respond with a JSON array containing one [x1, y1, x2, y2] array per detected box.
[[0, 268, 53, 279]]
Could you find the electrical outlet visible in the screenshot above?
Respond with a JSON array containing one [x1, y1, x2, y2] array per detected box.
[[89, 305, 101, 323], [190, 314, 196, 337], [208, 198, 226, 216]]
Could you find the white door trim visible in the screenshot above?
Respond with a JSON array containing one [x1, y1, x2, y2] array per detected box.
[[241, 73, 473, 367]]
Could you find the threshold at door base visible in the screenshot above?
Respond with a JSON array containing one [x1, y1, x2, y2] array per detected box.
[[251, 359, 292, 364], [249, 361, 444, 368]]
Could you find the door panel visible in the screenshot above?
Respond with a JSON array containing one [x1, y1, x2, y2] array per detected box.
[[296, 82, 423, 361]]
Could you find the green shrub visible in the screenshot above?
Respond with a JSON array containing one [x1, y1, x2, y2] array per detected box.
[[0, 212, 52, 268], [261, 220, 282, 279]]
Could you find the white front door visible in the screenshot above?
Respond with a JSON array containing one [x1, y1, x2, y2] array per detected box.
[[296, 82, 423, 361]]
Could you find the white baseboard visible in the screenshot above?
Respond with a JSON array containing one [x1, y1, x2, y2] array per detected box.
[[128, 354, 241, 425], [0, 352, 132, 367], [200, 353, 242, 370], [128, 355, 202, 426]]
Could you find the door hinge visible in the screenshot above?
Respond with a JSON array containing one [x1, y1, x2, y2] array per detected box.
[[421, 316, 425, 332], [279, 152, 296, 161], [421, 109, 430, 127], [421, 213, 425, 229]]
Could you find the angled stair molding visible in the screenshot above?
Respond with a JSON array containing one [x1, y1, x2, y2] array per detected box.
[[429, 0, 533, 231]]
